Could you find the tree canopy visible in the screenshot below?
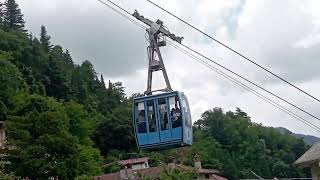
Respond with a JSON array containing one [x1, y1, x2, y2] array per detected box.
[[2, 0, 25, 31]]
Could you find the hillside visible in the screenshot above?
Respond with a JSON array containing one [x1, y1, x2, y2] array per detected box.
[[275, 127, 319, 145], [0, 0, 312, 179]]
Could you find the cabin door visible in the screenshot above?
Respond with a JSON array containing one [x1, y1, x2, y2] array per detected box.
[[146, 100, 160, 145], [156, 98, 172, 143]]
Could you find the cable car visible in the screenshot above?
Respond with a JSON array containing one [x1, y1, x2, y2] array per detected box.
[[132, 11, 192, 150], [133, 91, 193, 149]]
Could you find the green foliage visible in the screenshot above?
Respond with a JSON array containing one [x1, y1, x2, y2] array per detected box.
[[103, 162, 121, 173], [39, 25, 52, 52], [6, 95, 79, 179], [78, 145, 103, 176], [75, 175, 92, 180], [192, 107, 310, 179], [0, 2, 4, 28], [64, 101, 93, 145], [6, 95, 103, 179], [0, 50, 12, 60], [0, 58, 27, 108], [92, 104, 136, 155], [0, 6, 131, 177], [0, 158, 16, 180], [2, 0, 25, 31]]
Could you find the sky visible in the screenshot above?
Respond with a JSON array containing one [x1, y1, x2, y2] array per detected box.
[[16, 0, 320, 136]]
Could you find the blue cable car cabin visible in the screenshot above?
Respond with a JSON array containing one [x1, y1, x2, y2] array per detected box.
[[132, 12, 192, 149], [133, 91, 193, 150]]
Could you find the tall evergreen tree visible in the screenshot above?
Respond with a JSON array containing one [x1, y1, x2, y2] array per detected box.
[[0, 2, 4, 28], [64, 49, 73, 64], [108, 80, 112, 89], [40, 25, 52, 52], [3, 0, 25, 30], [100, 74, 106, 89]]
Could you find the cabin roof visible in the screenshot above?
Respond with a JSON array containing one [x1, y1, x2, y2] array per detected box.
[[295, 141, 320, 166], [117, 157, 149, 166], [133, 91, 179, 101]]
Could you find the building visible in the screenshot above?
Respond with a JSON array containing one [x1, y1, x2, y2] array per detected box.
[[94, 156, 228, 180], [295, 142, 320, 179], [117, 157, 149, 171], [0, 121, 5, 148]]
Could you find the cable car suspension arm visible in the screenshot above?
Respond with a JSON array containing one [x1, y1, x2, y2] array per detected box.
[[133, 10, 183, 95]]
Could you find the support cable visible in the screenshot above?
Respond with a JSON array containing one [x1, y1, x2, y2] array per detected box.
[[179, 43, 320, 121], [147, 0, 320, 104], [167, 40, 320, 132], [96, 0, 320, 131]]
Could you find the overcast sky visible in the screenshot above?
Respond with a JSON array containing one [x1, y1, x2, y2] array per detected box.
[[17, 0, 320, 136]]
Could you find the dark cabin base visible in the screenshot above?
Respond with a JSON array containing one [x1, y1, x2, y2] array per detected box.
[[139, 139, 191, 150]]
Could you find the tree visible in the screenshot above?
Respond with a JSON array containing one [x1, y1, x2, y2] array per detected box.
[[0, 2, 4, 28], [0, 58, 27, 108], [39, 25, 52, 52], [92, 105, 136, 155], [78, 145, 103, 176], [100, 74, 106, 89], [64, 101, 101, 145], [6, 95, 80, 179], [3, 0, 25, 30], [0, 100, 7, 121], [6, 95, 103, 179], [193, 108, 310, 179], [235, 107, 250, 119], [64, 49, 73, 64], [45, 45, 72, 100]]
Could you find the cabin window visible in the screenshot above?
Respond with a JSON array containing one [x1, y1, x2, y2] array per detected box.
[[185, 97, 192, 127], [181, 98, 191, 127], [136, 102, 147, 133], [169, 96, 182, 128], [147, 100, 157, 132], [158, 98, 169, 130]]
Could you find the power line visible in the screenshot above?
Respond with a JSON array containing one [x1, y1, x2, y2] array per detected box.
[[96, 0, 320, 129], [147, 0, 320, 104], [98, 0, 131, 15], [179, 43, 320, 121], [97, 0, 145, 29], [167, 40, 320, 132]]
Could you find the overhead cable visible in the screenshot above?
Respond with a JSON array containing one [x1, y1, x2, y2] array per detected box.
[[167, 40, 320, 132], [147, 0, 320, 104], [179, 43, 320, 121], [96, 0, 320, 131]]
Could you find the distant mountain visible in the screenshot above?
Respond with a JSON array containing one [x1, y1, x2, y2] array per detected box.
[[275, 127, 319, 145]]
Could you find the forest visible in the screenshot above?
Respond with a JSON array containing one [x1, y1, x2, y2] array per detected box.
[[0, 0, 311, 179]]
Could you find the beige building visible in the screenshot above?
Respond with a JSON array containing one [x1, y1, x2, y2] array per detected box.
[[295, 142, 320, 180], [117, 157, 149, 171]]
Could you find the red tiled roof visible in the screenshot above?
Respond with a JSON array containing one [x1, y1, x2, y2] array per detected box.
[[94, 172, 121, 180], [94, 161, 229, 180], [118, 157, 149, 166], [197, 168, 220, 174], [136, 166, 162, 177], [93, 167, 161, 180]]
